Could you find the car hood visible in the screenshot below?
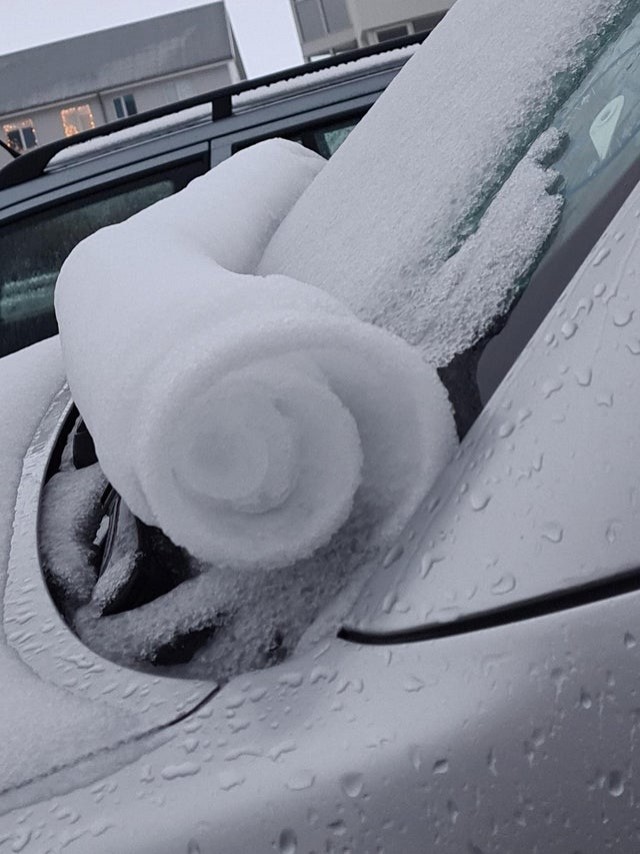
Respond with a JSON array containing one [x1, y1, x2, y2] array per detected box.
[[0, 338, 213, 812]]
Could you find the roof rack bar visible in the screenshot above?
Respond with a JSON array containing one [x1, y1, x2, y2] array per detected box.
[[0, 30, 430, 191], [0, 139, 19, 160]]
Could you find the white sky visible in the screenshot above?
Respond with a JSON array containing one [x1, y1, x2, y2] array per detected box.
[[0, 0, 304, 78]]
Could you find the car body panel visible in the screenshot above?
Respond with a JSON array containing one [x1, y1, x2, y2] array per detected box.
[[345, 159, 640, 635]]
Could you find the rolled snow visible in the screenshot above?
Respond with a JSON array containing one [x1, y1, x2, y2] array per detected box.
[[258, 0, 635, 365], [56, 140, 456, 571]]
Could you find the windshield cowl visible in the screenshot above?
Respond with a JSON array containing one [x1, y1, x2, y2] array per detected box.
[[344, 179, 640, 635]]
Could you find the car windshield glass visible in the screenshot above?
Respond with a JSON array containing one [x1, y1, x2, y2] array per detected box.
[[473, 10, 640, 409]]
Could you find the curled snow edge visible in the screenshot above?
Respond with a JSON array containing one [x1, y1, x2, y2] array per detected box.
[[56, 139, 457, 572]]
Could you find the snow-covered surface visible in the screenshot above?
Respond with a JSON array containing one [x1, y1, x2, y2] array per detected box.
[[56, 138, 456, 574], [0, 339, 145, 795], [259, 0, 636, 366], [232, 45, 416, 109], [46, 46, 414, 171], [47, 105, 211, 169]]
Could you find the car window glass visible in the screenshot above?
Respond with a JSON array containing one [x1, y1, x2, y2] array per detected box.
[[548, 13, 640, 250], [312, 117, 359, 157], [0, 159, 205, 358], [455, 11, 640, 427]]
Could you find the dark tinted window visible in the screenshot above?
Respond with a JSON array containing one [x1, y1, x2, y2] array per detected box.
[[311, 116, 359, 157], [0, 158, 205, 357]]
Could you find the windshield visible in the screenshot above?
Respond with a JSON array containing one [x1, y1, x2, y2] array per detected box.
[[475, 9, 640, 407]]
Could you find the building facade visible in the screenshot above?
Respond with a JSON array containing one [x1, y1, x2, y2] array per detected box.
[[0, 2, 244, 167], [290, 0, 456, 60]]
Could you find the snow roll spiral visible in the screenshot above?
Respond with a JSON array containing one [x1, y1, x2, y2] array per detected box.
[[56, 139, 457, 572]]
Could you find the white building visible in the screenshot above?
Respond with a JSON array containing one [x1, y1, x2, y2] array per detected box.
[[0, 3, 244, 167], [290, 0, 455, 60]]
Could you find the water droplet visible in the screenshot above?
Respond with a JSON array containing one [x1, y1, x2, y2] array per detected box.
[[593, 247, 610, 267], [613, 308, 634, 327], [541, 378, 563, 398], [278, 828, 298, 854], [593, 281, 607, 298], [596, 392, 614, 408], [561, 321, 577, 339], [287, 771, 315, 791], [470, 491, 492, 511], [571, 297, 593, 318], [580, 689, 592, 710], [624, 632, 637, 649], [491, 574, 516, 595], [278, 672, 303, 689], [421, 553, 444, 579], [404, 675, 425, 693], [218, 770, 245, 791], [433, 758, 449, 775], [382, 591, 398, 614], [10, 830, 32, 853], [606, 521, 623, 544], [161, 762, 200, 781], [341, 772, 364, 798], [447, 800, 459, 824], [574, 367, 592, 387], [187, 841, 201, 854], [498, 421, 515, 438], [383, 543, 404, 569], [608, 771, 624, 797], [627, 338, 640, 355], [541, 523, 563, 543]]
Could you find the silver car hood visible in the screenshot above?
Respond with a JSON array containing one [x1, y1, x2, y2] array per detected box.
[[0, 344, 214, 814]]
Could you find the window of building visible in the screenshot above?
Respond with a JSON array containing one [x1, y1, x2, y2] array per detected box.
[[3, 119, 38, 153], [113, 94, 138, 119], [294, 0, 351, 42], [411, 14, 439, 33], [322, 0, 350, 32], [60, 104, 96, 138], [376, 25, 410, 43]]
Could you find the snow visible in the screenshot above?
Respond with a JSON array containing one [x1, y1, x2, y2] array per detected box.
[[56, 138, 457, 575], [40, 463, 106, 611], [233, 45, 416, 109], [259, 0, 635, 367], [0, 338, 142, 793], [46, 45, 415, 171]]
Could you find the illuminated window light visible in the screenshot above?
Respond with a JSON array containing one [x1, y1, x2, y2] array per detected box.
[[60, 104, 96, 138]]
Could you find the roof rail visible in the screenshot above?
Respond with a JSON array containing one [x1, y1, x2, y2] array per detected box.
[[0, 139, 19, 160], [0, 30, 430, 191]]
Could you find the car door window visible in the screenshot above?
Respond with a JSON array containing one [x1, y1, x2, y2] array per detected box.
[[0, 158, 205, 358]]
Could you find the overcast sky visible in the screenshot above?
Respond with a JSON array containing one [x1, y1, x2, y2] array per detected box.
[[0, 0, 304, 78]]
